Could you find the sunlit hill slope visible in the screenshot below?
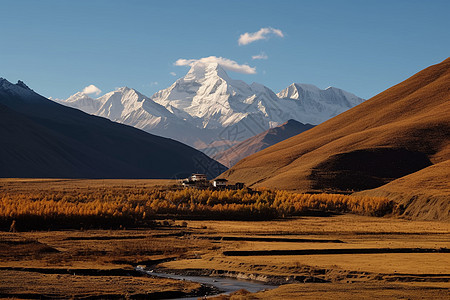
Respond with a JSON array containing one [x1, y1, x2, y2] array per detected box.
[[222, 58, 450, 200]]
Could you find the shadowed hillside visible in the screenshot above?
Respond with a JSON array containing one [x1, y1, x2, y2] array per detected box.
[[355, 160, 450, 221], [221, 58, 450, 196], [0, 79, 226, 179]]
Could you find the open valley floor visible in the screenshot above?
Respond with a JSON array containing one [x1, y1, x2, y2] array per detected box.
[[1, 213, 448, 299]]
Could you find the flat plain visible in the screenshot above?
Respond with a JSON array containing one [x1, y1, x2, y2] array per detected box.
[[0, 179, 448, 299]]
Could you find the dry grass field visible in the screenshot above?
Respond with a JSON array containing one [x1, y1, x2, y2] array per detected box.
[[0, 215, 448, 299], [0, 178, 177, 193], [0, 226, 215, 298], [0, 179, 448, 299]]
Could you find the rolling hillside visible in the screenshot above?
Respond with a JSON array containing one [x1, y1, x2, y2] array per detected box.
[[221, 58, 450, 197]]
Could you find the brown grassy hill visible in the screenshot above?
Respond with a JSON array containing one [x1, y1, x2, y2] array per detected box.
[[213, 120, 314, 167], [355, 160, 450, 221], [222, 58, 450, 193]]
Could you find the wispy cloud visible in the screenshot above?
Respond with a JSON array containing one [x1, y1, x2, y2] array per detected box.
[[82, 84, 102, 95], [252, 52, 268, 60], [170, 72, 177, 76], [238, 27, 284, 46], [174, 56, 256, 74]]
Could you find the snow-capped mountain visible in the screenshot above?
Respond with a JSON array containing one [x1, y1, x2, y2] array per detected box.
[[0, 78, 38, 101], [277, 83, 365, 124], [151, 62, 291, 132], [57, 92, 101, 114], [57, 87, 178, 130], [152, 62, 365, 139], [55, 62, 365, 155], [95, 87, 180, 130], [55, 86, 217, 147]]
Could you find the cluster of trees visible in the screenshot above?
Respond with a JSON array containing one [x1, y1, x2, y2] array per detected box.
[[0, 188, 393, 230]]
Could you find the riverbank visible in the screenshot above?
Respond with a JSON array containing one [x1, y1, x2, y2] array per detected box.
[[0, 214, 448, 299]]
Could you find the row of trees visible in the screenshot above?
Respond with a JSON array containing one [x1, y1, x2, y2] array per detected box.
[[0, 188, 394, 230]]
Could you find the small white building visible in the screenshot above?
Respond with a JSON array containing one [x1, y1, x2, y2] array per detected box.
[[213, 178, 228, 187], [190, 174, 207, 181]]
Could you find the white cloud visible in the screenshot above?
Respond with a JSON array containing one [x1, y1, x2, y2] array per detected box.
[[238, 27, 284, 46], [170, 72, 177, 76], [174, 56, 256, 74], [252, 52, 268, 60], [150, 81, 158, 86], [82, 84, 102, 95]]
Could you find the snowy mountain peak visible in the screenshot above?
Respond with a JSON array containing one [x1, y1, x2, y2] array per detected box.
[[151, 61, 277, 129], [278, 83, 364, 108], [55, 84, 183, 135], [66, 91, 93, 101], [115, 86, 134, 93], [0, 78, 38, 99], [185, 62, 230, 82], [55, 91, 100, 114], [277, 83, 320, 99], [52, 68, 365, 154]]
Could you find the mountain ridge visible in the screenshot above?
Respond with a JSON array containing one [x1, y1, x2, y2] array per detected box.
[[55, 62, 365, 153], [0, 78, 226, 179]]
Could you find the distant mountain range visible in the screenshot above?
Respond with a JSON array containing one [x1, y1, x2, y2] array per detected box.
[[221, 58, 450, 220], [55, 62, 364, 155], [214, 119, 314, 167], [0, 78, 226, 179]]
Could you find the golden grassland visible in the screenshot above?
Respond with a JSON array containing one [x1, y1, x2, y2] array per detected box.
[[0, 270, 202, 299], [0, 178, 177, 192], [211, 282, 450, 300], [161, 215, 450, 276], [0, 179, 448, 298], [0, 215, 448, 299], [0, 227, 211, 298], [0, 178, 393, 230]]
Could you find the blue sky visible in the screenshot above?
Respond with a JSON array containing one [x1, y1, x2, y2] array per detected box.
[[1, 0, 449, 100]]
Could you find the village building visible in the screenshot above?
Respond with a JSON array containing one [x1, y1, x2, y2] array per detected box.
[[181, 173, 208, 188], [190, 173, 207, 181], [213, 178, 228, 187], [181, 173, 246, 190]]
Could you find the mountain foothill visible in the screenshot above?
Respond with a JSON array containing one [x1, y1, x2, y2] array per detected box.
[[1, 58, 448, 220]]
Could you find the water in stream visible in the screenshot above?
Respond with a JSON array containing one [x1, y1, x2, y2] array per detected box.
[[137, 267, 277, 299]]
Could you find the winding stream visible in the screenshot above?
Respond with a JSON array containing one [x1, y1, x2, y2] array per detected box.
[[136, 266, 277, 299]]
